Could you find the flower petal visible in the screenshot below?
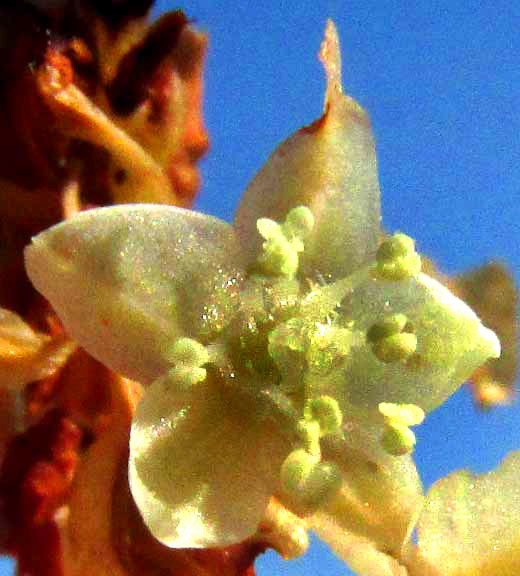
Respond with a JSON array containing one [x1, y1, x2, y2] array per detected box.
[[332, 271, 500, 415], [235, 21, 381, 281], [453, 262, 517, 406], [412, 451, 520, 576], [25, 205, 244, 384], [129, 372, 291, 548], [309, 421, 422, 569]]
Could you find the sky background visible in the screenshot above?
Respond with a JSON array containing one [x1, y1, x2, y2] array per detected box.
[[1, 1, 518, 575]]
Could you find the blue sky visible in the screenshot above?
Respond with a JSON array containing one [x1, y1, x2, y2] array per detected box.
[[2, 2, 517, 575]]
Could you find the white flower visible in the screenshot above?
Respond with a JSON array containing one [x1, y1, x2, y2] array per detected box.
[[24, 21, 499, 553]]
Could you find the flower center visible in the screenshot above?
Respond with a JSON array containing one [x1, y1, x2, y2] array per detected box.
[[161, 210, 428, 513]]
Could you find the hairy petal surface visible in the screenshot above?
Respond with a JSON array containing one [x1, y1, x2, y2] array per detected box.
[[129, 371, 291, 548], [25, 205, 244, 384], [411, 451, 520, 576], [331, 271, 500, 415], [235, 21, 381, 281]]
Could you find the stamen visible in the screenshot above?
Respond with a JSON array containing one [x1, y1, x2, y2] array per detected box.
[[378, 402, 425, 455], [255, 206, 315, 279], [376, 233, 421, 280], [163, 337, 209, 388], [367, 314, 417, 364], [303, 396, 343, 437], [280, 449, 342, 513]]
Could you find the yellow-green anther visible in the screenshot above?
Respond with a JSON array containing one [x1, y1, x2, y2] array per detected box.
[[304, 396, 343, 436], [258, 235, 300, 278], [376, 233, 422, 280], [163, 337, 209, 388], [367, 314, 417, 363], [256, 207, 314, 278], [257, 218, 283, 240], [280, 450, 317, 500], [280, 449, 342, 513], [377, 233, 415, 261], [366, 313, 410, 343], [372, 332, 417, 363], [380, 422, 417, 456], [379, 402, 425, 426], [283, 206, 315, 242], [166, 337, 209, 367], [378, 402, 425, 455], [166, 365, 207, 388]]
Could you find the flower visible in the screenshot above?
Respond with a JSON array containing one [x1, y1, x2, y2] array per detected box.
[[24, 20, 500, 556]]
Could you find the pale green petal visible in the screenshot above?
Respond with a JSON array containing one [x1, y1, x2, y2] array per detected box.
[[129, 372, 292, 548], [309, 420, 422, 563], [25, 205, 244, 384], [333, 271, 500, 414], [235, 21, 381, 282], [413, 451, 520, 576]]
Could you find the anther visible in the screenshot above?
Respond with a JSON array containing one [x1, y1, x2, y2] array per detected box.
[[376, 233, 421, 280], [367, 314, 417, 364]]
